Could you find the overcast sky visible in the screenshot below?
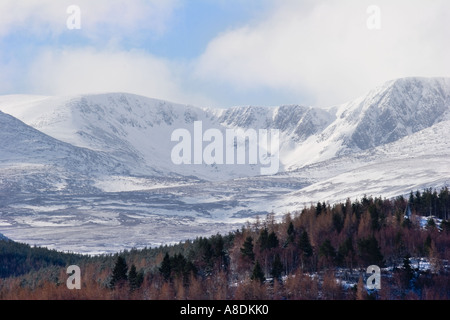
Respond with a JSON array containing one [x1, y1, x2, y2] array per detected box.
[[1, 0, 449, 108]]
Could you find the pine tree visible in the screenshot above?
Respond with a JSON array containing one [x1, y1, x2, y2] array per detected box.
[[257, 229, 269, 252], [401, 254, 414, 289], [128, 264, 143, 291], [319, 239, 336, 266], [110, 256, 128, 289], [267, 231, 279, 249], [332, 212, 344, 233], [298, 231, 313, 270], [426, 218, 436, 230], [357, 236, 384, 267], [423, 234, 432, 256], [299, 231, 313, 257], [159, 252, 172, 281], [337, 236, 355, 269], [287, 222, 295, 244], [251, 260, 266, 283], [271, 253, 283, 281], [316, 202, 323, 216], [240, 236, 255, 261]]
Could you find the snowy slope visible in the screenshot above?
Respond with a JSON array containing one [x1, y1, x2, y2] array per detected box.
[[0, 110, 126, 171], [282, 77, 450, 169], [278, 118, 450, 210], [0, 109, 141, 193], [0, 94, 274, 180]]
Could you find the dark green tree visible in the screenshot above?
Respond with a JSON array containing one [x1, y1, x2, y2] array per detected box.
[[402, 216, 412, 229], [298, 231, 313, 270], [240, 236, 255, 261], [159, 252, 172, 281], [319, 239, 336, 265], [337, 236, 355, 269], [270, 253, 283, 281], [400, 254, 414, 290], [286, 222, 295, 244], [316, 202, 323, 216], [110, 256, 128, 289], [441, 220, 450, 233], [426, 218, 436, 230], [357, 236, 384, 267], [210, 233, 228, 271], [267, 231, 279, 249], [257, 228, 269, 252], [368, 204, 380, 231], [332, 212, 344, 233], [251, 260, 266, 283], [298, 231, 313, 258], [128, 264, 144, 291], [423, 234, 432, 256], [191, 237, 214, 274]]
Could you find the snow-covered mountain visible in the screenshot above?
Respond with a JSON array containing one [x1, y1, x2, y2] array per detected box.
[[3, 77, 448, 180], [0, 93, 276, 180], [0, 109, 130, 193], [0, 77, 449, 253], [281, 77, 450, 169]]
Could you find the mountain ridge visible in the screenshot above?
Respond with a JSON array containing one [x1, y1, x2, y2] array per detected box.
[[2, 77, 449, 179]]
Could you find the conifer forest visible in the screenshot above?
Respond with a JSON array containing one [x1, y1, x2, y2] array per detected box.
[[1, 188, 449, 300]]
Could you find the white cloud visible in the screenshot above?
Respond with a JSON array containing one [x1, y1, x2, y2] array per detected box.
[[0, 0, 180, 39], [2, 0, 450, 108], [27, 48, 211, 106], [194, 0, 450, 107]]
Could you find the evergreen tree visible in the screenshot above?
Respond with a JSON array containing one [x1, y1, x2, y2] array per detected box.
[[357, 236, 384, 267], [271, 253, 283, 281], [159, 252, 172, 281], [337, 236, 355, 268], [257, 229, 269, 252], [251, 260, 266, 283], [298, 231, 313, 270], [210, 233, 227, 271], [402, 216, 412, 229], [298, 231, 313, 258], [110, 256, 128, 289], [193, 237, 214, 273], [128, 264, 144, 291], [441, 220, 450, 233], [319, 239, 336, 264], [423, 234, 432, 256], [426, 218, 436, 230], [240, 236, 255, 261], [267, 231, 279, 249], [332, 212, 344, 233], [316, 202, 323, 216], [368, 204, 380, 231], [401, 254, 414, 289], [287, 222, 295, 244]]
